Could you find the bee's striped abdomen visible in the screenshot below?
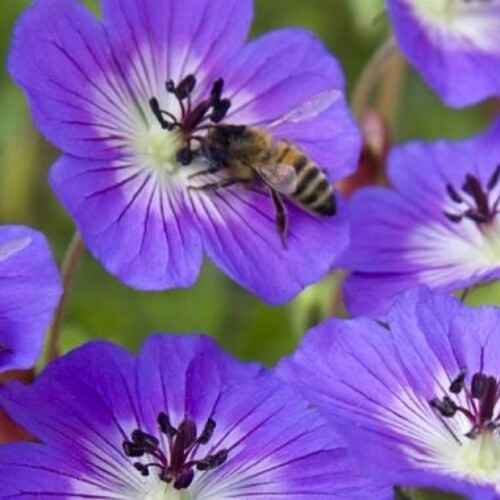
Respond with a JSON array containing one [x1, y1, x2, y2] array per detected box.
[[291, 158, 336, 217], [272, 142, 336, 216]]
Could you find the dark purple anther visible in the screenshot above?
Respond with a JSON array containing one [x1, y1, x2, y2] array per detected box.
[[158, 412, 177, 437], [446, 184, 463, 204], [487, 165, 500, 190], [197, 418, 216, 444], [449, 369, 467, 394], [210, 78, 224, 102], [211, 99, 231, 123], [430, 396, 457, 417], [176, 75, 197, 99], [196, 449, 228, 471]]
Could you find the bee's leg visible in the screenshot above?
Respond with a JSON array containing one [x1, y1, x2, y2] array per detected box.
[[188, 143, 226, 179], [188, 178, 250, 190], [188, 167, 220, 180], [270, 189, 288, 249]]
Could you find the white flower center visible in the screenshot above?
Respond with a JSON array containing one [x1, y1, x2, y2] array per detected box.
[[406, 0, 500, 52], [481, 222, 500, 263], [411, 0, 456, 20], [408, 219, 500, 289], [453, 432, 500, 481], [144, 482, 191, 500], [133, 125, 183, 176]]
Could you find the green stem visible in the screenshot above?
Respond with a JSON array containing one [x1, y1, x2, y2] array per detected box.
[[460, 287, 471, 302], [43, 232, 84, 366], [351, 36, 399, 119]]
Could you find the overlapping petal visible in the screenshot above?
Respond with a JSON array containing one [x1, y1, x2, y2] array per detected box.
[[221, 28, 360, 179], [0, 226, 61, 373], [387, 0, 500, 107], [343, 119, 500, 318], [0, 334, 388, 498], [10, 0, 359, 302], [102, 0, 252, 88], [50, 155, 204, 289], [190, 188, 349, 305], [279, 287, 500, 498]]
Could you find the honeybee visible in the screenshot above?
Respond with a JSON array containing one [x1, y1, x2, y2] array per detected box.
[[190, 90, 340, 247]]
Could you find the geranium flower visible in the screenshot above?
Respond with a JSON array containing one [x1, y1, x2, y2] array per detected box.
[[341, 118, 500, 318], [0, 225, 61, 373], [279, 287, 500, 498], [9, 0, 360, 304], [387, 0, 500, 107], [0, 334, 387, 498]]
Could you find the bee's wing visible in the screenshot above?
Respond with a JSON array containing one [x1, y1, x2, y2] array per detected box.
[[255, 162, 297, 195], [267, 89, 342, 128]]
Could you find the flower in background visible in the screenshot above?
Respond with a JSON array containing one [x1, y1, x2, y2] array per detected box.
[[0, 226, 61, 373], [280, 287, 500, 498], [0, 334, 387, 498], [337, 110, 390, 198], [342, 118, 500, 318], [387, 0, 500, 107], [9, 0, 360, 304]]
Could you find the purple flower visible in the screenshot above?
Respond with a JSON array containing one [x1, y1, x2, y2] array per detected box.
[[0, 225, 61, 373], [342, 118, 500, 318], [9, 0, 359, 304], [279, 287, 500, 498], [0, 334, 387, 498], [387, 0, 500, 107]]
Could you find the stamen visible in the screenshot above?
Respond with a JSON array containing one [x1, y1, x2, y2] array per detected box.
[[488, 165, 500, 191], [149, 98, 177, 131], [175, 75, 197, 100], [195, 449, 228, 470], [210, 99, 231, 124], [158, 412, 177, 438], [131, 429, 160, 453], [123, 412, 228, 490], [197, 418, 216, 444], [148, 74, 233, 166], [450, 368, 467, 394], [429, 368, 500, 441], [430, 396, 458, 417], [210, 78, 224, 102], [444, 167, 500, 226], [446, 183, 463, 204]]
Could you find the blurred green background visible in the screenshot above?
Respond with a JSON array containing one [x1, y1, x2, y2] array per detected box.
[[0, 0, 494, 366]]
